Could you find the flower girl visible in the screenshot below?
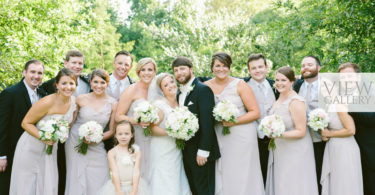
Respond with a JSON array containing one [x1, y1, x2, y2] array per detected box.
[[99, 121, 148, 195]]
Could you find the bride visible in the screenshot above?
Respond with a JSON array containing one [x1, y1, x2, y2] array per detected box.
[[148, 73, 190, 195]]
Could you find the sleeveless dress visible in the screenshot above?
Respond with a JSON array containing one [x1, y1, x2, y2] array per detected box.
[[10, 96, 76, 195], [98, 145, 149, 195], [65, 97, 115, 195], [214, 78, 264, 195], [265, 95, 318, 195], [149, 99, 190, 195], [126, 99, 151, 183], [320, 111, 363, 195]]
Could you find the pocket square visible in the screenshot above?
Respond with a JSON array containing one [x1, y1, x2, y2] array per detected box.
[[188, 101, 194, 106]]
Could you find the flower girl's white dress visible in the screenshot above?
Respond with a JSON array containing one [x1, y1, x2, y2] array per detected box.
[[98, 145, 149, 195]]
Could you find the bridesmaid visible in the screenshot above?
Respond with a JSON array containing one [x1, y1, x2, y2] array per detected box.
[[319, 63, 363, 195], [266, 66, 318, 195], [10, 68, 77, 195], [65, 69, 117, 195], [115, 58, 157, 183], [204, 52, 264, 195]]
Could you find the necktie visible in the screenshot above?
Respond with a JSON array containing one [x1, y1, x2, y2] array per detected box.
[[258, 84, 266, 103], [305, 84, 312, 103], [113, 80, 121, 100], [32, 91, 38, 105]]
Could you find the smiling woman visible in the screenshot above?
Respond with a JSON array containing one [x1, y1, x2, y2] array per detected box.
[[65, 68, 118, 195], [10, 68, 77, 195]]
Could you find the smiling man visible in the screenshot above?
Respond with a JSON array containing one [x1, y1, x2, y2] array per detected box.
[[293, 55, 324, 193], [41, 50, 90, 96], [106, 51, 133, 100], [244, 53, 278, 186], [172, 56, 220, 195], [0, 60, 45, 194]]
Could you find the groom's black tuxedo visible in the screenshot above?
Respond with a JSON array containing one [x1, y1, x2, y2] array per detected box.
[[178, 78, 220, 195], [0, 79, 46, 195]]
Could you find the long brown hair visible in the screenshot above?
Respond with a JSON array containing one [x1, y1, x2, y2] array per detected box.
[[114, 120, 135, 153]]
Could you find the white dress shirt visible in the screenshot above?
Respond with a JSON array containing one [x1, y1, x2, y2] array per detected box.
[[23, 80, 39, 104], [107, 74, 131, 100]]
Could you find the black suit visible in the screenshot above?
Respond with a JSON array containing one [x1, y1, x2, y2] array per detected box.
[[40, 75, 89, 195], [293, 78, 325, 193], [349, 112, 375, 195], [178, 78, 220, 195], [244, 76, 278, 185], [0, 79, 46, 195]]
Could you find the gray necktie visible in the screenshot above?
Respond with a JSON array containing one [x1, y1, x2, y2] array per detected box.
[[305, 84, 312, 103], [113, 80, 121, 100], [258, 84, 266, 103], [32, 91, 38, 105]]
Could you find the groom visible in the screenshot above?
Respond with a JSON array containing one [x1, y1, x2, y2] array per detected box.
[[172, 57, 220, 195]]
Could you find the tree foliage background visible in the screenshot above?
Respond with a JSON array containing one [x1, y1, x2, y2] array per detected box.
[[1, 0, 374, 91]]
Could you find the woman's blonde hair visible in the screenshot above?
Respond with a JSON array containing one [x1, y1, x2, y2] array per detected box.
[[136, 58, 157, 76], [156, 73, 175, 91]]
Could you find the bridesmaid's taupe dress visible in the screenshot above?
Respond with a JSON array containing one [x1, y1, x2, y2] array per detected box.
[[214, 78, 264, 195], [266, 95, 318, 195], [320, 111, 363, 195], [10, 96, 76, 195], [65, 97, 115, 195]]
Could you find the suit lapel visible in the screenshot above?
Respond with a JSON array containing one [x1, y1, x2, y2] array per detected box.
[[184, 78, 198, 106], [176, 89, 181, 105], [20, 81, 32, 108]]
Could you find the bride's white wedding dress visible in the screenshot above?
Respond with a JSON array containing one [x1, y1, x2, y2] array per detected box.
[[149, 98, 190, 195]]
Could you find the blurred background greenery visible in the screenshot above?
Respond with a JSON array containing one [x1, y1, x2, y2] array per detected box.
[[1, 0, 374, 90]]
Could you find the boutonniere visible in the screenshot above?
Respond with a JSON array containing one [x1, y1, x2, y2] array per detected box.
[[80, 72, 89, 77], [187, 85, 195, 93], [188, 101, 194, 106]]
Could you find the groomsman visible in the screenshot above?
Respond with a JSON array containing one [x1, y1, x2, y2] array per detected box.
[[0, 60, 45, 195], [41, 50, 90, 96], [244, 53, 278, 186], [103, 51, 134, 151], [339, 63, 375, 195], [172, 57, 220, 195], [106, 50, 133, 100], [293, 55, 324, 193], [40, 50, 89, 195]]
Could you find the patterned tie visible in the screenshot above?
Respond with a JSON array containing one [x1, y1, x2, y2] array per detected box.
[[113, 80, 121, 100]]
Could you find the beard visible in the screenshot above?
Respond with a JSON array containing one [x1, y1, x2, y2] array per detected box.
[[302, 67, 319, 79], [177, 72, 192, 85]]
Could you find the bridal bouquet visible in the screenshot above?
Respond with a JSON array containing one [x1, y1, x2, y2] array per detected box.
[[258, 114, 285, 150], [308, 108, 329, 131], [134, 101, 160, 136], [76, 121, 103, 154], [39, 117, 69, 155], [165, 106, 199, 150], [213, 99, 239, 135]]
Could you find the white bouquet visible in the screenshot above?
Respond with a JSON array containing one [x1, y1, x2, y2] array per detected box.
[[134, 101, 160, 136], [213, 99, 239, 135], [76, 121, 103, 154], [308, 108, 329, 131], [258, 114, 285, 150], [39, 117, 69, 155], [165, 106, 199, 150]]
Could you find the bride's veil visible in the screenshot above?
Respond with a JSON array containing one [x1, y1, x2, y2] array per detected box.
[[147, 73, 165, 102]]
